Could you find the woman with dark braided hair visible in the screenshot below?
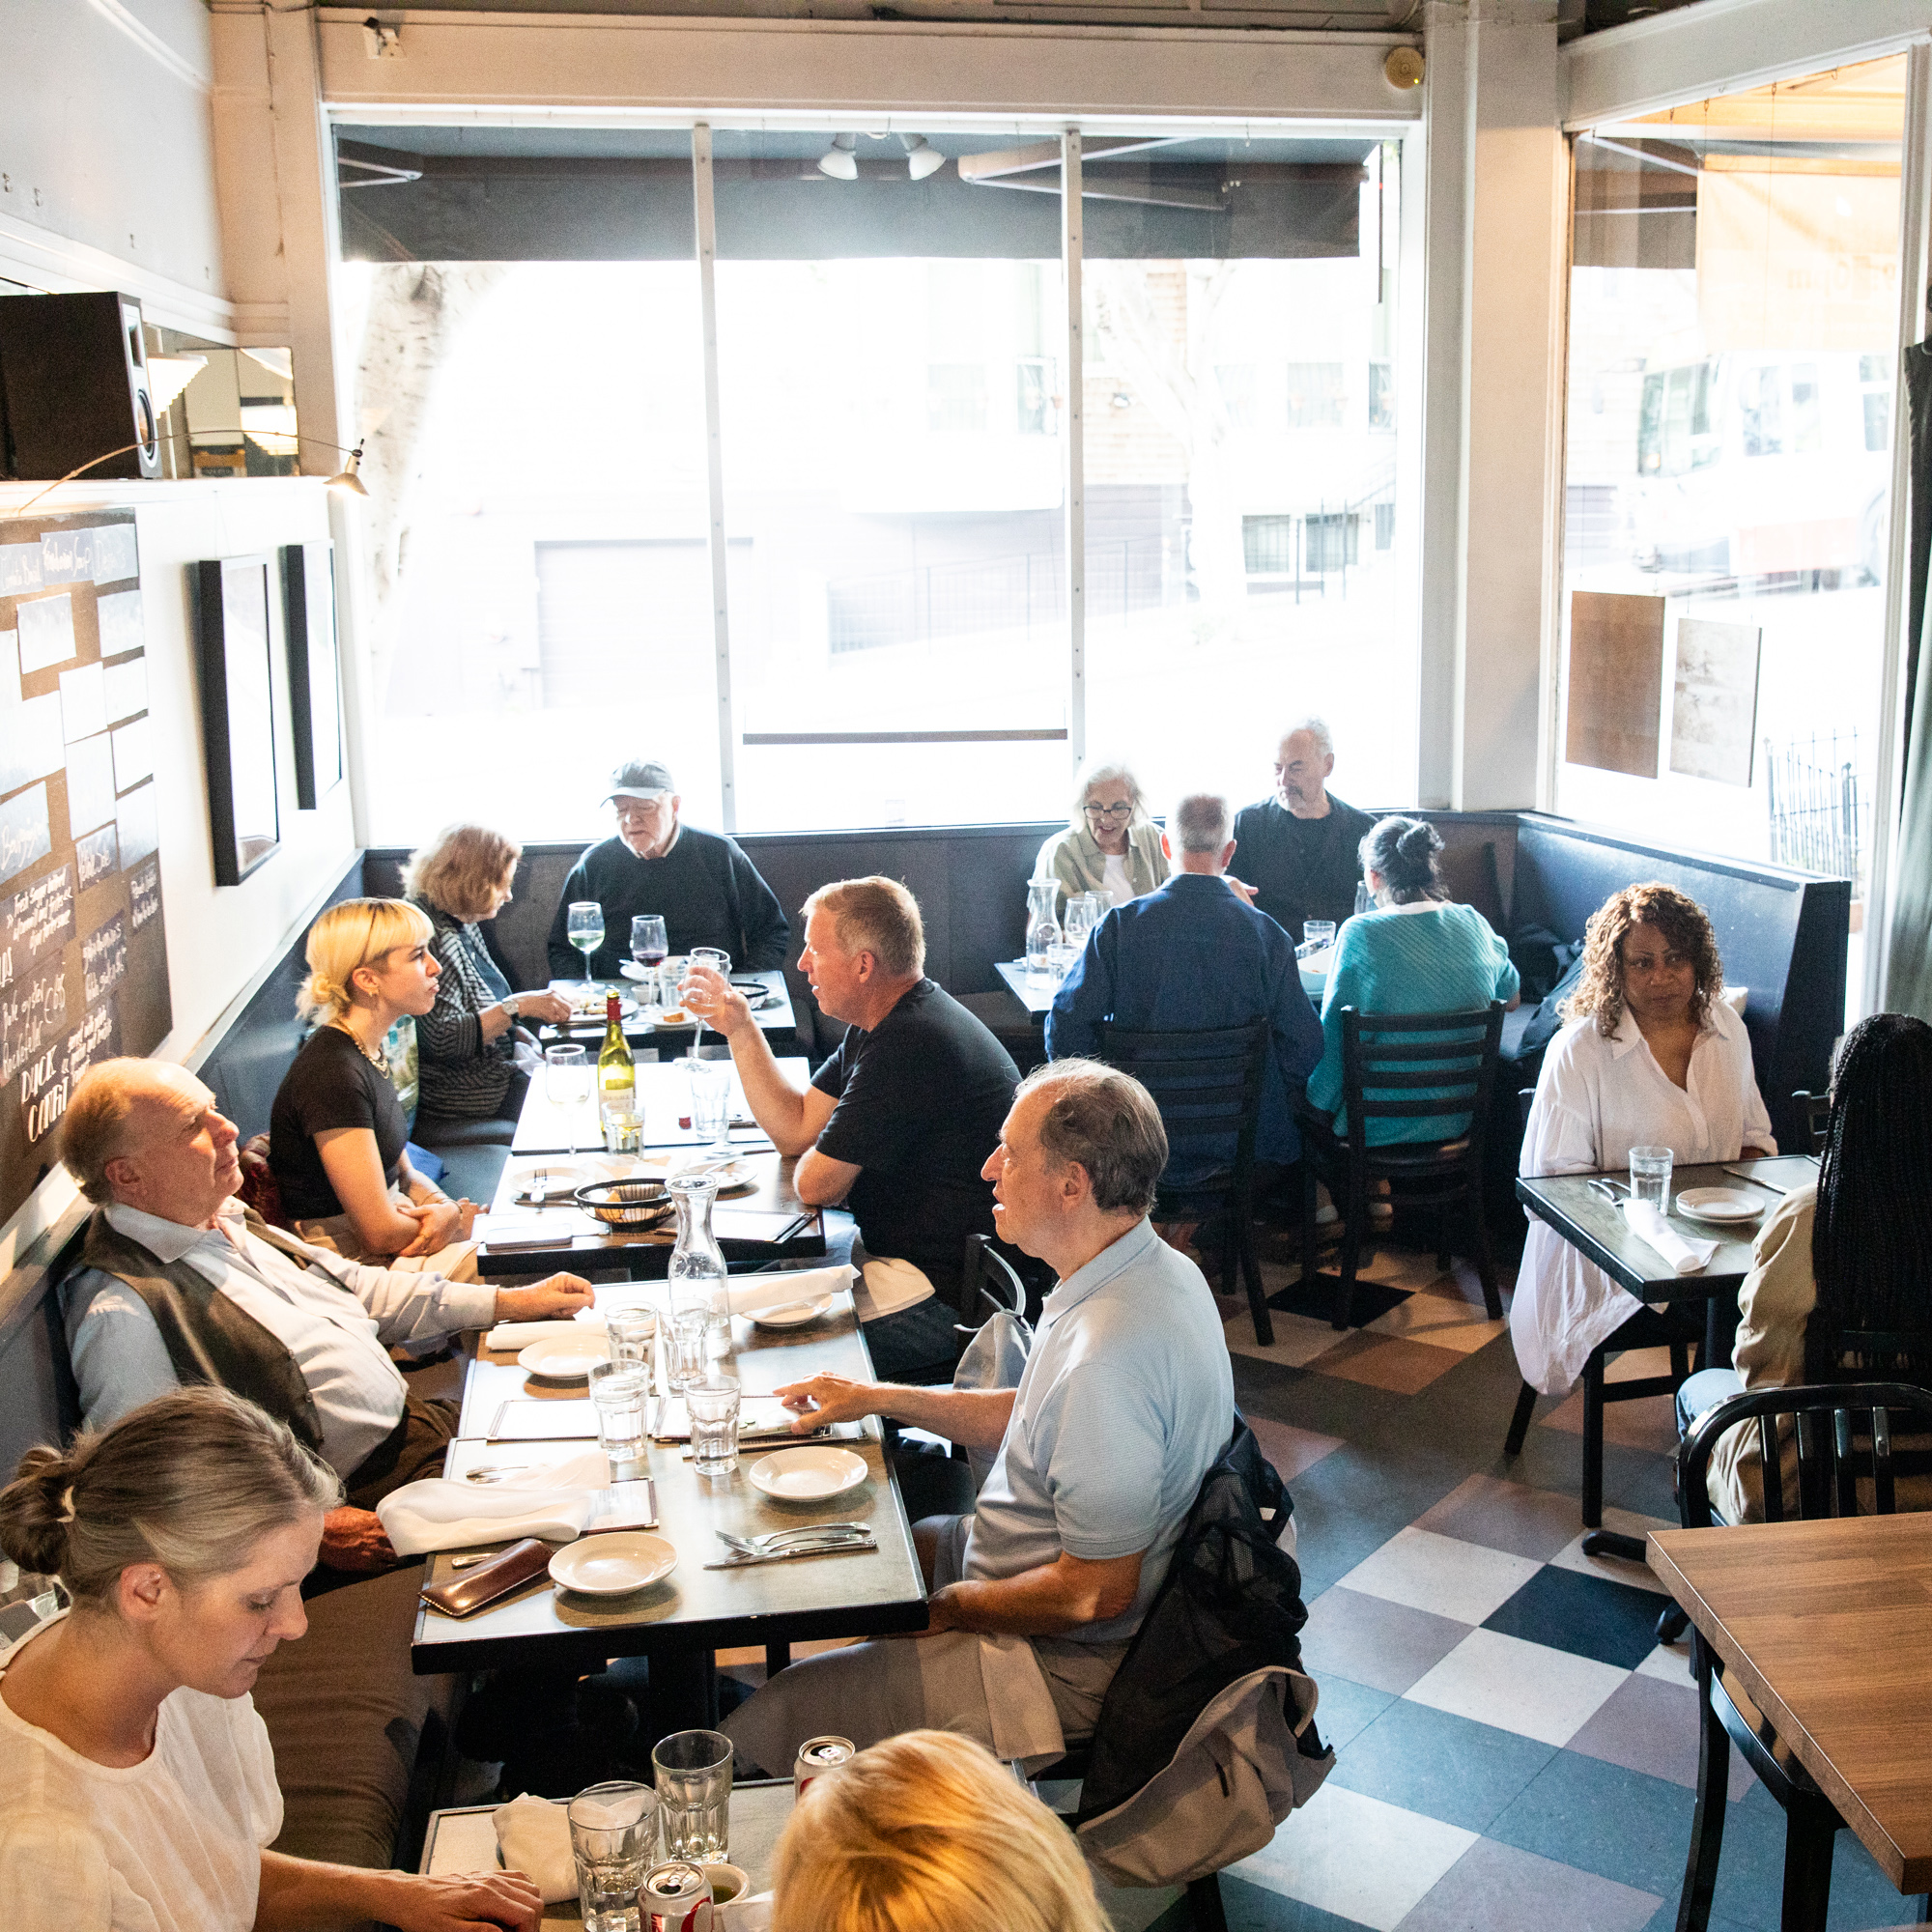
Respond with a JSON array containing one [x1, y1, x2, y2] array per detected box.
[[1511, 883, 1775, 1394], [1684, 1013, 1932, 1520]]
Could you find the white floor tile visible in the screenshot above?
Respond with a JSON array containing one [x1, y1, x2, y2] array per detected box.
[[1404, 1627, 1632, 1747], [1231, 1782, 1478, 1932], [1223, 1310, 1348, 1370], [1362, 1291, 1506, 1354], [1635, 1640, 1696, 1684], [1335, 1526, 1544, 1626], [1545, 1508, 1677, 1596]]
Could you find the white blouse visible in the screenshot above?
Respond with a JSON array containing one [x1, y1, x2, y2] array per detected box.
[[0, 1615, 283, 1932], [1510, 1001, 1776, 1394]]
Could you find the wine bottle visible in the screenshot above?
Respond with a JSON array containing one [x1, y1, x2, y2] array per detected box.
[[597, 993, 636, 1125]]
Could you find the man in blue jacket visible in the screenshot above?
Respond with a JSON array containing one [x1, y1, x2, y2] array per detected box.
[[1046, 790, 1322, 1184]]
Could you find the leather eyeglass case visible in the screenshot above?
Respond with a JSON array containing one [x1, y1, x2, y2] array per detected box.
[[419, 1538, 553, 1618]]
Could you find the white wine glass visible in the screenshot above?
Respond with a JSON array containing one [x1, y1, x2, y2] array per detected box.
[[686, 947, 731, 1050], [567, 901, 606, 983], [545, 1044, 589, 1160]]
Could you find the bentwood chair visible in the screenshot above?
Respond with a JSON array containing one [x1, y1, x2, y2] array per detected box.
[[1295, 1003, 1506, 1330], [1670, 1380, 1932, 1932], [1093, 1019, 1273, 1344]]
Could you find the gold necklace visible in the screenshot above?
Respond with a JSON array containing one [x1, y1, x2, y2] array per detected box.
[[331, 1019, 389, 1069]]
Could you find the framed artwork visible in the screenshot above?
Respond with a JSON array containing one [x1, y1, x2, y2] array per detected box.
[[192, 554, 281, 885], [1566, 590, 1665, 779], [281, 539, 344, 809], [1670, 616, 1763, 787]]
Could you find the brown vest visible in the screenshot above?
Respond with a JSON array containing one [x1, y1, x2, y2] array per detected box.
[[79, 1208, 335, 1453]]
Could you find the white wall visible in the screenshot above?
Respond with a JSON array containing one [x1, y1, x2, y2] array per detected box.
[[0, 0, 234, 338], [0, 476, 358, 1289]]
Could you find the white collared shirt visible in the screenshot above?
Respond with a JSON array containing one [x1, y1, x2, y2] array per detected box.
[[1510, 1002, 1776, 1393], [64, 1199, 495, 1479]]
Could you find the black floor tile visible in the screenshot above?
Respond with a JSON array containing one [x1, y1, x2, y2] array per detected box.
[[1266, 1273, 1411, 1325], [1483, 1562, 1666, 1670]]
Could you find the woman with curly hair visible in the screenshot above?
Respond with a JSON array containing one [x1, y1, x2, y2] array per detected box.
[[1511, 882, 1774, 1393]]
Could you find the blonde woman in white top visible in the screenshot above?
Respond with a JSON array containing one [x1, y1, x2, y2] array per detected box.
[[0, 1386, 539, 1932], [1034, 759, 1169, 916], [1512, 883, 1775, 1394]]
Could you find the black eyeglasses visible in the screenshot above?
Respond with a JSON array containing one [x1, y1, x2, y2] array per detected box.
[[1083, 802, 1134, 822]]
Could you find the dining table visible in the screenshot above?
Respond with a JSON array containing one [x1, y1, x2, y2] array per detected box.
[[1517, 1153, 1818, 1560], [473, 1144, 828, 1280], [1647, 1514, 1932, 1920], [412, 1282, 927, 1732], [539, 970, 797, 1052], [994, 945, 1330, 1017], [510, 1055, 810, 1155]]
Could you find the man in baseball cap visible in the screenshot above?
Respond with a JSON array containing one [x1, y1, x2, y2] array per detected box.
[[545, 757, 789, 977]]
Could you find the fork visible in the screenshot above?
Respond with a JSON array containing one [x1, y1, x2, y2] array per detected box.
[[716, 1523, 868, 1553]]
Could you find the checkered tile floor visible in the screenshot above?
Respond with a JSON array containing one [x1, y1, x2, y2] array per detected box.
[[1120, 1239, 1918, 1932]]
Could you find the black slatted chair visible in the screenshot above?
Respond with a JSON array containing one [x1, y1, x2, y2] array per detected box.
[[1503, 1085, 1703, 1560], [1094, 1020, 1273, 1345], [1295, 1003, 1506, 1331], [1670, 1379, 1932, 1932], [1789, 1089, 1832, 1156], [955, 1230, 1029, 1340]]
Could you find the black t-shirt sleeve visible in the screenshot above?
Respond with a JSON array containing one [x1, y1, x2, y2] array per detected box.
[[270, 1033, 410, 1218], [813, 1032, 922, 1171]]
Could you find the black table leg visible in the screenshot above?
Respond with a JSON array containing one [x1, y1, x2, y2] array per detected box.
[[765, 1642, 790, 1679], [651, 1648, 719, 1732], [1581, 1529, 1649, 1562]]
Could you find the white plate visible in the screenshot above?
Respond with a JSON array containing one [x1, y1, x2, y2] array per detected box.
[[617, 961, 661, 983], [752, 1294, 836, 1330], [517, 1336, 611, 1380], [1674, 1187, 1766, 1224], [548, 1532, 677, 1596], [667, 1158, 754, 1192], [748, 1446, 869, 1502]]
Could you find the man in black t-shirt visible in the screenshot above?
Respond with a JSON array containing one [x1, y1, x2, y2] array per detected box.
[[684, 876, 1025, 1379], [1231, 717, 1376, 944]]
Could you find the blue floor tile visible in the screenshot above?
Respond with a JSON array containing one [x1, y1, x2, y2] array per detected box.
[[1144, 1874, 1377, 1931], [1488, 1750, 1694, 1898], [1483, 1562, 1664, 1671], [1328, 1697, 1556, 1834], [1307, 1672, 1398, 1752]]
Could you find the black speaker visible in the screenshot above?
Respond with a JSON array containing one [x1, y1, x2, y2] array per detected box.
[[0, 291, 161, 482]]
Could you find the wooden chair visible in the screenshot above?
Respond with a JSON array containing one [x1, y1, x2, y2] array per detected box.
[[1295, 1003, 1506, 1331], [1670, 1380, 1932, 1932], [1094, 1020, 1274, 1344]]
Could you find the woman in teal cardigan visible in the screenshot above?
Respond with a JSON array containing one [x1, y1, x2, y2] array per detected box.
[[1305, 816, 1520, 1147]]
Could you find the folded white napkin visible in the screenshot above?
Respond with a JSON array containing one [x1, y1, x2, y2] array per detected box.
[[856, 1256, 936, 1321], [722, 1894, 775, 1931], [724, 1266, 857, 1319], [375, 1448, 611, 1556], [485, 1314, 607, 1351], [493, 1794, 576, 1904], [1624, 1200, 1717, 1275]]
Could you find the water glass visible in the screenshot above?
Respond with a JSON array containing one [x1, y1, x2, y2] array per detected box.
[[688, 1058, 732, 1152], [606, 1305, 655, 1369], [667, 1308, 709, 1391], [1629, 1146, 1674, 1211], [687, 1376, 742, 1477], [544, 1045, 590, 1159], [652, 1729, 733, 1863], [659, 958, 690, 1012], [602, 1107, 642, 1154], [568, 1780, 659, 1932], [590, 1368, 648, 1461], [1303, 920, 1337, 954]]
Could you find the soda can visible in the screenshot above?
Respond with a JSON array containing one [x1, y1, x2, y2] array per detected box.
[[794, 1733, 855, 1798], [640, 1860, 713, 1932]]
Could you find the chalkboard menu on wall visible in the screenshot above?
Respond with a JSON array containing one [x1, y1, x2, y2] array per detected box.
[[0, 511, 171, 1228]]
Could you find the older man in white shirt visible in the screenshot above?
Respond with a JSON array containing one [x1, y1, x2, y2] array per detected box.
[[59, 1058, 591, 1572]]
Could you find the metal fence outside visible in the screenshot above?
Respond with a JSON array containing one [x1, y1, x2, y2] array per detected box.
[[1764, 729, 1864, 887]]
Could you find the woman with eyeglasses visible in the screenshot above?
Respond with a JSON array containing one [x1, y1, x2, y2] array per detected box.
[[1034, 758, 1169, 918], [267, 898, 479, 1276]]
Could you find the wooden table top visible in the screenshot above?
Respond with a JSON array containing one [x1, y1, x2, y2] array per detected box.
[[1515, 1159, 1814, 1302], [474, 1148, 824, 1278], [510, 1055, 807, 1155], [1648, 1514, 1932, 1893], [415, 1300, 925, 1672]]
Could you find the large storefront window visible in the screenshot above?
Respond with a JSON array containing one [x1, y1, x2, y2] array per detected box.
[[1558, 57, 1904, 984]]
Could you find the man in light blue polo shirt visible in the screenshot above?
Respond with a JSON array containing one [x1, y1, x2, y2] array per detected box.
[[722, 1059, 1234, 1773]]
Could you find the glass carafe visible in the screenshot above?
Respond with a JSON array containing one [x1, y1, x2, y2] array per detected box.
[[1025, 876, 1063, 975], [668, 1176, 729, 1360]]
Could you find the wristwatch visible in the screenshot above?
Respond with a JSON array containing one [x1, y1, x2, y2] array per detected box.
[[502, 994, 520, 1018]]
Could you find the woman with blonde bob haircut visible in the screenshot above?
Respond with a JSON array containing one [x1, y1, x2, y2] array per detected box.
[[770, 1730, 1109, 1932], [401, 824, 571, 1129], [1034, 757, 1168, 917], [267, 898, 478, 1273], [0, 1386, 540, 1932]]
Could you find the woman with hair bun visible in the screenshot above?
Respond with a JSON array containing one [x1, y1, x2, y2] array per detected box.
[[267, 897, 477, 1274], [1512, 881, 1774, 1394], [0, 1386, 539, 1932], [1302, 815, 1520, 1155]]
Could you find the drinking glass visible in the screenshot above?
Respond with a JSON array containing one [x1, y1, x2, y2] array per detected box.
[[566, 901, 606, 982], [1063, 892, 1103, 949], [667, 1309, 708, 1391], [590, 1368, 648, 1461], [606, 1305, 655, 1370], [659, 957, 690, 1018], [688, 1057, 732, 1155], [1302, 920, 1337, 955], [544, 1044, 589, 1160], [1629, 1146, 1674, 1211], [687, 1376, 742, 1477], [631, 913, 668, 997], [685, 947, 731, 1046], [568, 1780, 659, 1932], [652, 1730, 733, 1863]]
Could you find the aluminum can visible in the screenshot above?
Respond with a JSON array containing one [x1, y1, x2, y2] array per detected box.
[[640, 1860, 713, 1932], [794, 1733, 855, 1798]]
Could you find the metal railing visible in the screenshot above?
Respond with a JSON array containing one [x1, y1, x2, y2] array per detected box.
[[1765, 729, 1864, 886]]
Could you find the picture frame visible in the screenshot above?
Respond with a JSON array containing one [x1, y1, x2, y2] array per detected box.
[[281, 539, 345, 809], [192, 554, 281, 885]]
